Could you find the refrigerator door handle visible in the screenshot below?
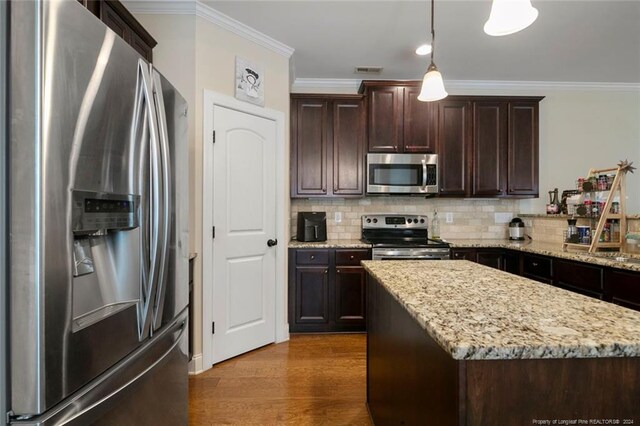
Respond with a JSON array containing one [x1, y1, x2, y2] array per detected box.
[[138, 60, 161, 341], [151, 69, 172, 331]]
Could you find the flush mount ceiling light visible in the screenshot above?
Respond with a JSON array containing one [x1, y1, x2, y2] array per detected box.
[[484, 0, 539, 36], [418, 0, 447, 102], [415, 44, 432, 56]]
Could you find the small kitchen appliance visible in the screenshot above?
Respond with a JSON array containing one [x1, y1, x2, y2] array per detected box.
[[361, 214, 450, 260], [297, 212, 327, 242], [508, 218, 526, 241], [366, 153, 438, 195]]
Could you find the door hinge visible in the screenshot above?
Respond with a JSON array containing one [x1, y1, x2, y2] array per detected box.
[[212, 226, 215, 238], [212, 322, 215, 334], [212, 130, 216, 143]]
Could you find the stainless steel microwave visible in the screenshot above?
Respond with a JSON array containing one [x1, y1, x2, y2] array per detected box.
[[366, 153, 438, 194]]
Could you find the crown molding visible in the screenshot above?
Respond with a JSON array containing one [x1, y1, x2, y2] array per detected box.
[[124, 1, 294, 58], [445, 80, 640, 91], [292, 78, 640, 93], [124, 0, 195, 14], [291, 78, 361, 92]]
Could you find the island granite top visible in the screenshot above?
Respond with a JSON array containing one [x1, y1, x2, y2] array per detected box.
[[362, 260, 640, 360]]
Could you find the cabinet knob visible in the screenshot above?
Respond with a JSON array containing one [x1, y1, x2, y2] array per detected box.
[[405, 145, 409, 150], [322, 187, 326, 192], [350, 255, 355, 260], [337, 269, 340, 273], [325, 269, 328, 274], [310, 255, 315, 260], [532, 262, 538, 267]]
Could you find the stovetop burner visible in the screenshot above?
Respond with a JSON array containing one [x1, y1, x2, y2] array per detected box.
[[361, 214, 450, 249]]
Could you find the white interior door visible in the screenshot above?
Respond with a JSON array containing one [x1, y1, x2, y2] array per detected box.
[[211, 105, 277, 364]]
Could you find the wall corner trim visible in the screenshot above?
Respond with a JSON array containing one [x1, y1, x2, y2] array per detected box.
[[125, 0, 295, 58]]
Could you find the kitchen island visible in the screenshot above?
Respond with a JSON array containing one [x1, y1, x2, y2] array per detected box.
[[363, 260, 640, 425]]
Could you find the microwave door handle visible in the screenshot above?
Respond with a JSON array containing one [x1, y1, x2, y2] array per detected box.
[[313, 225, 318, 239], [422, 159, 427, 190]]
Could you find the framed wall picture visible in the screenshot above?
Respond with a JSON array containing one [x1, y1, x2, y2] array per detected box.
[[235, 56, 265, 106]]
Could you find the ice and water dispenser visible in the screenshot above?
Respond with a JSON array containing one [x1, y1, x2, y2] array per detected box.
[[71, 190, 141, 332]]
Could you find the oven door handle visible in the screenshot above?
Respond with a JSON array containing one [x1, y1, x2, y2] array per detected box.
[[422, 159, 427, 190]]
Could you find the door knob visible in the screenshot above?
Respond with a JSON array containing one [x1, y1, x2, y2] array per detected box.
[[267, 239, 278, 247]]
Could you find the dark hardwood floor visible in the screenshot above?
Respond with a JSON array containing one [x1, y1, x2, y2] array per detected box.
[[189, 334, 370, 425]]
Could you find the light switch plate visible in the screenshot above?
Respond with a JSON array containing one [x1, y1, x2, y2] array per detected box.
[[445, 212, 453, 223], [494, 212, 514, 224], [334, 212, 342, 223]]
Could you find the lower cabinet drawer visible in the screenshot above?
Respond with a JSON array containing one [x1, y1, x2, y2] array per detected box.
[[605, 269, 640, 311], [554, 259, 603, 299], [296, 249, 330, 265], [335, 249, 370, 266], [522, 254, 552, 280]]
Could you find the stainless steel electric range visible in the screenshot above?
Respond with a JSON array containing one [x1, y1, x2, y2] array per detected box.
[[361, 214, 451, 260]]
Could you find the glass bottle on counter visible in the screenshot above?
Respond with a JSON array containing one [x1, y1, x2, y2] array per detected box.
[[431, 210, 440, 240], [610, 219, 621, 242]]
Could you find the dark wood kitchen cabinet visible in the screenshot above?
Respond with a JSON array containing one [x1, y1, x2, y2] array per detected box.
[[290, 95, 365, 198], [452, 248, 512, 271], [470, 99, 541, 198], [289, 248, 370, 332], [437, 99, 471, 196], [507, 101, 539, 196], [359, 81, 436, 154], [522, 253, 553, 284], [472, 101, 508, 196], [554, 259, 604, 300], [78, 0, 157, 61], [605, 269, 640, 311]]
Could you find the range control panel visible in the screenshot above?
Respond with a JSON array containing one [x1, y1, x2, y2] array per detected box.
[[362, 214, 428, 229], [72, 190, 139, 233]]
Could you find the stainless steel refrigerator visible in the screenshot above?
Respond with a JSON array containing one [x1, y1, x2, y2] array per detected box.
[[2, 0, 189, 424]]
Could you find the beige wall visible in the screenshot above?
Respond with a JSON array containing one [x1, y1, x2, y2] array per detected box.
[[135, 13, 291, 359], [292, 85, 640, 216]]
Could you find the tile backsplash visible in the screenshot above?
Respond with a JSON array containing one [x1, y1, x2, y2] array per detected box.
[[290, 198, 520, 241]]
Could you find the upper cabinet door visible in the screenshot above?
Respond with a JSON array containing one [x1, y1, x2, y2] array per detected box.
[[472, 101, 508, 196], [437, 100, 471, 196], [508, 102, 539, 196], [79, 0, 157, 62], [367, 86, 402, 152], [291, 99, 328, 196], [333, 99, 365, 196], [403, 86, 435, 153]]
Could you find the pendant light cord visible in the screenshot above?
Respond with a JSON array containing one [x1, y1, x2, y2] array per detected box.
[[430, 0, 435, 65]]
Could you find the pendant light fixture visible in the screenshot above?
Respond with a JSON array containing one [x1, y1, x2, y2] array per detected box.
[[484, 0, 539, 36], [418, 0, 447, 102]]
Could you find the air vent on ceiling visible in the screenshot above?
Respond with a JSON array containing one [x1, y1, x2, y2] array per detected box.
[[354, 66, 383, 74]]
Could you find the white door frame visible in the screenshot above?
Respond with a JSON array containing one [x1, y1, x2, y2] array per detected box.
[[202, 91, 288, 371]]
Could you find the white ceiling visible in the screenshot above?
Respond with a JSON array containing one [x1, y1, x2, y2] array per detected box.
[[204, 0, 640, 83]]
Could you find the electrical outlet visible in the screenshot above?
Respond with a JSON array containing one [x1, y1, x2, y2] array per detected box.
[[445, 212, 453, 223], [334, 211, 342, 223], [494, 212, 514, 224]]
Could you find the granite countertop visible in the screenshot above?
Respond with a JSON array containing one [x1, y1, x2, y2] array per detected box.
[[519, 213, 640, 219], [288, 239, 371, 249], [446, 239, 640, 272], [362, 260, 640, 360]]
